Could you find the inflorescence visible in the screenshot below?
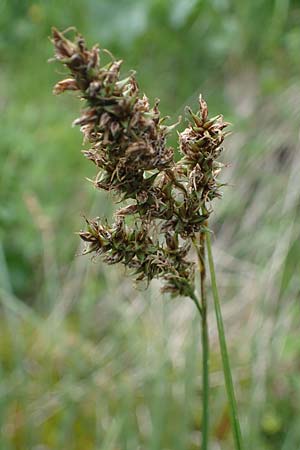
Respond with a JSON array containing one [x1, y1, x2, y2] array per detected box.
[[51, 27, 229, 300]]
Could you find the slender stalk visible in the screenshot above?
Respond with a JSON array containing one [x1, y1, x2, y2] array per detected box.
[[192, 229, 209, 450], [199, 230, 209, 450], [190, 291, 203, 317], [206, 232, 244, 450]]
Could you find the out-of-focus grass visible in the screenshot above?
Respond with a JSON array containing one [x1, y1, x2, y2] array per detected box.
[[1, 0, 300, 449]]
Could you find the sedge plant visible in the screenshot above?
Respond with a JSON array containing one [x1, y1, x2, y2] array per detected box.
[[50, 27, 244, 450]]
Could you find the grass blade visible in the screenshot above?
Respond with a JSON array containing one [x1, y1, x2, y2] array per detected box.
[[206, 232, 244, 450]]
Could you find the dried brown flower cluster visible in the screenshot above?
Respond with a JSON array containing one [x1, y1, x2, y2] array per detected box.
[[51, 27, 229, 299]]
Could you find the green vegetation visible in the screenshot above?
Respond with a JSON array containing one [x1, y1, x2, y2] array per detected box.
[[1, 1, 300, 449]]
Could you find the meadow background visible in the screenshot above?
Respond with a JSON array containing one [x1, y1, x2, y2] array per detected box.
[[1, 0, 300, 449]]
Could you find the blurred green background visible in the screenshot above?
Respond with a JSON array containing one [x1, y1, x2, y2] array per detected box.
[[1, 0, 300, 449]]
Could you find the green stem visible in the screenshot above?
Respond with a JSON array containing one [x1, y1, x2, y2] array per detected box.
[[199, 230, 209, 450], [192, 231, 209, 450], [206, 232, 244, 450], [190, 291, 202, 317]]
